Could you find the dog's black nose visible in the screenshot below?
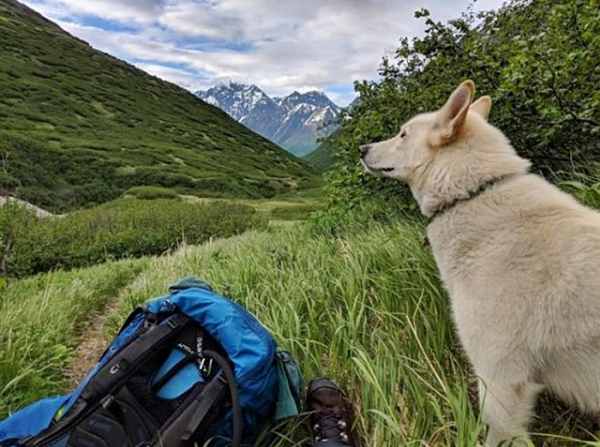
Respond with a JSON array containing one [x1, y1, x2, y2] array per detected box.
[[359, 144, 372, 158]]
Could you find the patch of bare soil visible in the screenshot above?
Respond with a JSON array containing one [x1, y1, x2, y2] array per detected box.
[[63, 297, 124, 389]]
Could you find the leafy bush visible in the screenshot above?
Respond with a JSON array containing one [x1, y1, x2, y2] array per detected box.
[[325, 0, 600, 208], [1, 199, 265, 277], [0, 201, 38, 277], [308, 195, 419, 237], [124, 186, 179, 200]]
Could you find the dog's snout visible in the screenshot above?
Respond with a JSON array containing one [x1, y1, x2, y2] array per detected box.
[[359, 144, 372, 158]]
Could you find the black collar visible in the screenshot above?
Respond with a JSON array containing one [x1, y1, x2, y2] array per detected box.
[[427, 173, 519, 225]]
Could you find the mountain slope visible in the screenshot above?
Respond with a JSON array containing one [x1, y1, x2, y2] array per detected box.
[[274, 91, 339, 156], [303, 98, 360, 169], [0, 0, 318, 212], [196, 83, 340, 157], [303, 136, 338, 169]]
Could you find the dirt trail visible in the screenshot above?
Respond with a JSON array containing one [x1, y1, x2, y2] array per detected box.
[[63, 297, 124, 389]]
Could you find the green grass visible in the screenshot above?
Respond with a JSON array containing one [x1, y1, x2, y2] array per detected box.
[[0, 259, 147, 415], [3, 221, 472, 445], [0, 0, 320, 212], [267, 203, 325, 221], [105, 223, 485, 446], [2, 221, 599, 445]]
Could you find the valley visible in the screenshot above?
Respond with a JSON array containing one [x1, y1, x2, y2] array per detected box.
[[0, 0, 320, 212]]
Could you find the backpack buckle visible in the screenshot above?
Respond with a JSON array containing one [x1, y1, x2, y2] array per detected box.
[[101, 394, 114, 410], [143, 312, 158, 329], [198, 357, 214, 377]]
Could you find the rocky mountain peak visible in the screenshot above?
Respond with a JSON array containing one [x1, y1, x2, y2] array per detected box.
[[195, 82, 340, 157]]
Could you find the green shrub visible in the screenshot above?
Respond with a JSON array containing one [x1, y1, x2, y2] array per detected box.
[[0, 202, 38, 276], [325, 0, 600, 209], [308, 195, 420, 237], [125, 186, 179, 200], [1, 199, 265, 277]]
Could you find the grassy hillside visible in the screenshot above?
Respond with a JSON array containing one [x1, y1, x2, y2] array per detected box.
[[2, 221, 595, 446], [0, 0, 319, 212]]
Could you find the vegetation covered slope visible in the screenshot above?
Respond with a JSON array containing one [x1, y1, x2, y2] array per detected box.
[[303, 136, 338, 169], [0, 0, 319, 212]]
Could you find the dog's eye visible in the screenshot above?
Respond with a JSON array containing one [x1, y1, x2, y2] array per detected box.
[[400, 130, 408, 138]]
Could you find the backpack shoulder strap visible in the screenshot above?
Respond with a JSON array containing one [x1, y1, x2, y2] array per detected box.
[[155, 349, 242, 447], [181, 376, 228, 444], [81, 313, 189, 402]]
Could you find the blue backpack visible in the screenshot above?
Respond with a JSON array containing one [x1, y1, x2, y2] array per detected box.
[[0, 278, 303, 447]]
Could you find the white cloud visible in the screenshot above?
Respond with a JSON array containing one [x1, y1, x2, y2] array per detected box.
[[134, 63, 207, 90], [324, 90, 357, 108], [22, 0, 505, 105], [24, 0, 163, 24]]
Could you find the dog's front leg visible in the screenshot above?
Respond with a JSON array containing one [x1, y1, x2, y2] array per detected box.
[[479, 378, 543, 446]]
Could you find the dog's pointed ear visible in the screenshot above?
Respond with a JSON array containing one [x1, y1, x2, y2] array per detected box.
[[470, 95, 492, 121], [430, 80, 475, 146]]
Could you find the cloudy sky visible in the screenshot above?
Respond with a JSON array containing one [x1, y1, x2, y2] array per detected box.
[[21, 0, 504, 106]]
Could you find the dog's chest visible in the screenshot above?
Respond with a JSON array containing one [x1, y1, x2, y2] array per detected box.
[[426, 220, 488, 291]]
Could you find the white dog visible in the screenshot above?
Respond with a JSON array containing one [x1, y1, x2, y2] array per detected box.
[[361, 80, 600, 446]]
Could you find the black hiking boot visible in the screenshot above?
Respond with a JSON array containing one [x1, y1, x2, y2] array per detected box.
[[307, 378, 355, 446]]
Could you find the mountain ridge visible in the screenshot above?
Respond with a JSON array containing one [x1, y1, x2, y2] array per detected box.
[[196, 82, 340, 157]]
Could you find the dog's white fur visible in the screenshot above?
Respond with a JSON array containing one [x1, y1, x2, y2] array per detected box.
[[361, 80, 600, 446]]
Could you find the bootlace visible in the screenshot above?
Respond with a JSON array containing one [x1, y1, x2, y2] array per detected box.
[[313, 409, 348, 443]]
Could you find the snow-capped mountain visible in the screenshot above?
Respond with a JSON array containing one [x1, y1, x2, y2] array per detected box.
[[196, 82, 340, 157]]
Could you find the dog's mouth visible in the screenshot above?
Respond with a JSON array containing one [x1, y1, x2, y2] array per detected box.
[[365, 164, 395, 174], [360, 159, 395, 176]]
